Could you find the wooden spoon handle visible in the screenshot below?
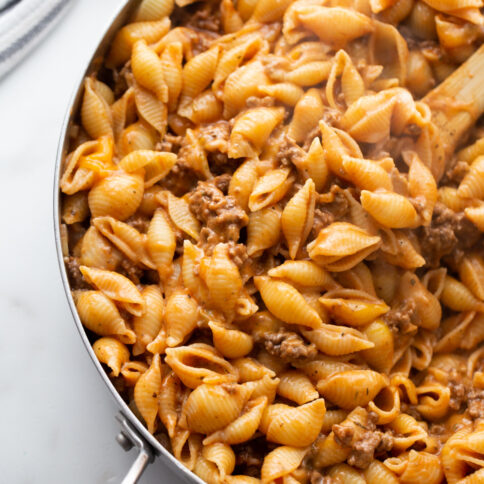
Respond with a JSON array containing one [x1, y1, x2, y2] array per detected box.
[[423, 44, 484, 158]]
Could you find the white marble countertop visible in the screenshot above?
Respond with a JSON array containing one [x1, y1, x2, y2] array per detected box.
[[0, 1, 184, 482]]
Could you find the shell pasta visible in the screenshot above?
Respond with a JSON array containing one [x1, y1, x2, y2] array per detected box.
[[60, 0, 484, 481]]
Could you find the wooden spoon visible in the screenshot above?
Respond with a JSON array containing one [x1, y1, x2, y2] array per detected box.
[[423, 44, 484, 159]]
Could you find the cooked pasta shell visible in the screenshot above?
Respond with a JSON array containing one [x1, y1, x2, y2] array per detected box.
[[160, 41, 183, 112], [134, 353, 162, 433], [133, 0, 174, 21], [209, 321, 253, 359], [297, 355, 359, 383], [297, 137, 329, 192], [228, 159, 258, 213], [248, 167, 292, 212], [364, 460, 399, 483], [121, 360, 149, 386], [202, 442, 236, 479], [200, 244, 243, 319], [381, 230, 425, 269], [287, 89, 324, 143], [285, 61, 332, 87], [361, 319, 394, 373], [317, 370, 388, 409], [328, 464, 365, 483], [458, 155, 484, 199], [387, 413, 436, 452], [261, 446, 307, 483], [133, 285, 164, 355], [223, 61, 270, 119], [302, 324, 374, 356], [367, 385, 400, 425], [182, 240, 209, 302], [258, 83, 304, 106], [92, 337, 130, 377], [181, 46, 220, 102], [165, 343, 237, 388], [204, 396, 268, 445], [465, 204, 484, 232], [438, 186, 470, 213], [308, 222, 381, 271], [80, 226, 122, 271], [277, 371, 319, 405], [93, 216, 154, 269], [462, 312, 484, 350], [232, 357, 276, 382], [119, 150, 175, 185], [79, 266, 145, 317], [360, 190, 419, 229], [268, 260, 335, 289], [107, 18, 170, 67], [162, 192, 200, 241], [88, 171, 144, 221], [416, 382, 451, 420], [221, 0, 243, 33], [319, 121, 362, 175], [319, 292, 389, 326], [75, 291, 136, 344], [407, 151, 437, 225], [171, 429, 201, 472], [243, 375, 280, 403], [147, 208, 176, 280], [254, 276, 322, 329], [181, 383, 250, 434], [165, 291, 199, 347], [81, 78, 113, 139], [282, 179, 316, 259], [117, 121, 158, 157], [440, 275, 484, 312], [157, 371, 180, 438], [265, 398, 326, 447], [342, 156, 393, 191], [385, 450, 444, 484], [295, 6, 374, 48], [228, 107, 285, 159], [132, 77, 167, 134], [246, 206, 281, 256], [132, 40, 168, 102]]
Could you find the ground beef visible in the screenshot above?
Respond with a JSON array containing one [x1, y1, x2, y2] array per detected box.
[[276, 135, 305, 168], [158, 133, 182, 153], [125, 215, 150, 233], [64, 256, 89, 290], [311, 208, 335, 239], [383, 299, 419, 335], [227, 241, 248, 268], [188, 179, 248, 247], [333, 415, 393, 470], [259, 330, 317, 363], [184, 4, 221, 32], [419, 202, 481, 267], [322, 186, 351, 220], [119, 259, 144, 285], [213, 173, 231, 194], [441, 160, 469, 186], [448, 369, 468, 411], [468, 389, 484, 418], [200, 121, 230, 154]]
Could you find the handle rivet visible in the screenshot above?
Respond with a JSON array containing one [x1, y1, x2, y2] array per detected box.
[[117, 431, 134, 452]]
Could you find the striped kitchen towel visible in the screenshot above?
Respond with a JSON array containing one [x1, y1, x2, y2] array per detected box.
[[0, 0, 74, 79]]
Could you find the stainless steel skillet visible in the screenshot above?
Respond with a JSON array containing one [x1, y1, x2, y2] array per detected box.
[[52, 1, 204, 482]]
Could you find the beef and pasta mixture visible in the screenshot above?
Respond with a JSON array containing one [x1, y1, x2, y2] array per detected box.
[[60, 0, 484, 482]]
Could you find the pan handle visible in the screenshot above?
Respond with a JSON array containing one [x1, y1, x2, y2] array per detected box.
[[116, 413, 155, 484]]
